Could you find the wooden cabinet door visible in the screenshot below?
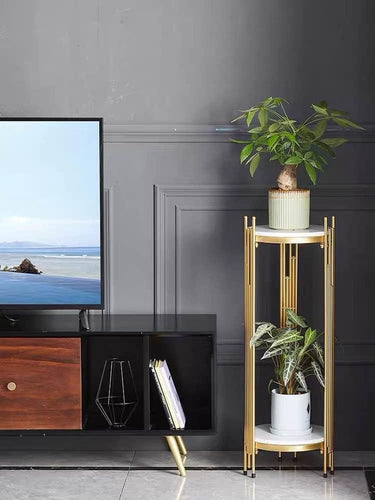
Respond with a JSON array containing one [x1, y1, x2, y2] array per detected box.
[[0, 337, 82, 429]]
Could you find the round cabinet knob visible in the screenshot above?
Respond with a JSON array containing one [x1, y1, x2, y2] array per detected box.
[[7, 382, 17, 391]]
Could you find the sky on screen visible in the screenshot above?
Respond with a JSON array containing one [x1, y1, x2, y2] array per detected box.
[[0, 121, 100, 246]]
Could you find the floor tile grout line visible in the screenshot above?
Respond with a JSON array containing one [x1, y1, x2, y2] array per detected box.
[[118, 468, 130, 500]]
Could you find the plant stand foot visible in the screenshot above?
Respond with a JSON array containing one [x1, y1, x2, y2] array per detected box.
[[323, 473, 328, 478], [243, 470, 247, 475], [330, 470, 335, 475], [251, 473, 256, 478]]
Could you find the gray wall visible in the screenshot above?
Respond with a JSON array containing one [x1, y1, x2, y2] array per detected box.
[[1, 0, 375, 451]]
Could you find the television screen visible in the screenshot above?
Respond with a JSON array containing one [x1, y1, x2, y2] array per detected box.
[[0, 118, 103, 309]]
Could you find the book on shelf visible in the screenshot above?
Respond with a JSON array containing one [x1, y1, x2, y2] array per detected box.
[[149, 359, 186, 430]]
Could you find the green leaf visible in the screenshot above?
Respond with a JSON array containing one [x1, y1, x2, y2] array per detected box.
[[248, 126, 263, 133], [283, 354, 297, 386], [285, 309, 307, 328], [269, 155, 279, 161], [315, 141, 335, 157], [313, 120, 327, 139], [267, 135, 279, 150], [320, 138, 347, 148], [258, 109, 268, 128], [230, 139, 253, 145], [313, 342, 324, 366], [269, 122, 280, 133], [329, 108, 348, 117], [240, 144, 254, 163], [304, 328, 316, 348], [249, 153, 260, 176], [309, 159, 324, 171], [304, 161, 317, 185], [332, 117, 364, 130], [269, 330, 303, 349], [311, 360, 325, 387], [312, 104, 328, 116], [261, 346, 284, 360], [231, 113, 246, 123], [262, 97, 274, 106], [295, 371, 308, 393], [284, 156, 303, 165], [283, 132, 297, 143], [246, 109, 257, 127], [249, 322, 275, 348]]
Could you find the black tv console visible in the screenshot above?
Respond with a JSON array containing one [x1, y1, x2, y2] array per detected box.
[[0, 314, 216, 475]]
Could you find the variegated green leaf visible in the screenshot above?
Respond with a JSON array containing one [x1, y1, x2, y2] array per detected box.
[[285, 309, 307, 328], [312, 361, 325, 387], [295, 371, 308, 393], [269, 330, 303, 348], [304, 328, 316, 348], [283, 354, 297, 386], [261, 346, 284, 360], [249, 322, 275, 348], [313, 342, 324, 366]]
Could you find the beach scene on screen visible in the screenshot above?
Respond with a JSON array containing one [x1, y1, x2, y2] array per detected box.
[[0, 121, 101, 305]]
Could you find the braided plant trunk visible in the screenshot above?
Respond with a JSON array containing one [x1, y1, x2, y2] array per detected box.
[[277, 165, 297, 191]]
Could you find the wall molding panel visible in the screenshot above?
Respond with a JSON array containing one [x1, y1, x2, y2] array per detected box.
[[155, 184, 375, 366], [104, 123, 375, 144]]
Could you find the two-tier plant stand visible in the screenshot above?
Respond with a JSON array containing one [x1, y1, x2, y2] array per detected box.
[[243, 216, 335, 478]]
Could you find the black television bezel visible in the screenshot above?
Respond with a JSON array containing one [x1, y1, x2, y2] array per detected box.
[[0, 117, 104, 310]]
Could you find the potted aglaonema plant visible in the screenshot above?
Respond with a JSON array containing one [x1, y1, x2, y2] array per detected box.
[[232, 97, 363, 230], [251, 309, 324, 436]]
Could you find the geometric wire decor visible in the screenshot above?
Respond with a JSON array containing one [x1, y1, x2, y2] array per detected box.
[[95, 358, 138, 428]]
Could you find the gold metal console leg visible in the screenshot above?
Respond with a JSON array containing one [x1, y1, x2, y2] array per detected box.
[[176, 436, 187, 456], [165, 436, 186, 477]]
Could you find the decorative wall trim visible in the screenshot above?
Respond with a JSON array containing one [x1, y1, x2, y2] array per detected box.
[[104, 123, 375, 144]]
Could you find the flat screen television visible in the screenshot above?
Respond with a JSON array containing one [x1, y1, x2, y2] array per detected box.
[[0, 118, 103, 309]]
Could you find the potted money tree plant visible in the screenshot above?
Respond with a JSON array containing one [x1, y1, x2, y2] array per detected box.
[[251, 309, 324, 436], [232, 97, 363, 230]]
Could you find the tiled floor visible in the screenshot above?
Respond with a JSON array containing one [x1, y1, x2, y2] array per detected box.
[[0, 451, 372, 499]]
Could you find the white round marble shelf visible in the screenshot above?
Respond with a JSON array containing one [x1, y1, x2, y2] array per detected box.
[[255, 424, 324, 446], [254, 225, 325, 244]]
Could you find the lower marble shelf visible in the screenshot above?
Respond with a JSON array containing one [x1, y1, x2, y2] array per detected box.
[[255, 424, 324, 452]]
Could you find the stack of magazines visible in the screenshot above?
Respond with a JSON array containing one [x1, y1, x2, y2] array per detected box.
[[150, 359, 186, 429]]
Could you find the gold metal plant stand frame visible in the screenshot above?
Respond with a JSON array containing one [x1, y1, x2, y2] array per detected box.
[[243, 216, 335, 478]]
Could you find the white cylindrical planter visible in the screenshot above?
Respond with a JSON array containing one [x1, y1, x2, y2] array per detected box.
[[268, 189, 310, 230], [270, 389, 312, 436]]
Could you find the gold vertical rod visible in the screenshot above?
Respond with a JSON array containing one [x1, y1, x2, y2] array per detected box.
[[279, 244, 284, 327], [280, 244, 286, 327], [250, 216, 256, 477], [323, 216, 328, 477], [285, 277, 290, 312], [330, 217, 335, 473], [295, 244, 298, 313], [290, 252, 295, 312], [243, 216, 249, 474]]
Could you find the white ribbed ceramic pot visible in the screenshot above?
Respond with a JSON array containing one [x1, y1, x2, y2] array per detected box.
[[270, 389, 312, 436], [268, 189, 310, 230]]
